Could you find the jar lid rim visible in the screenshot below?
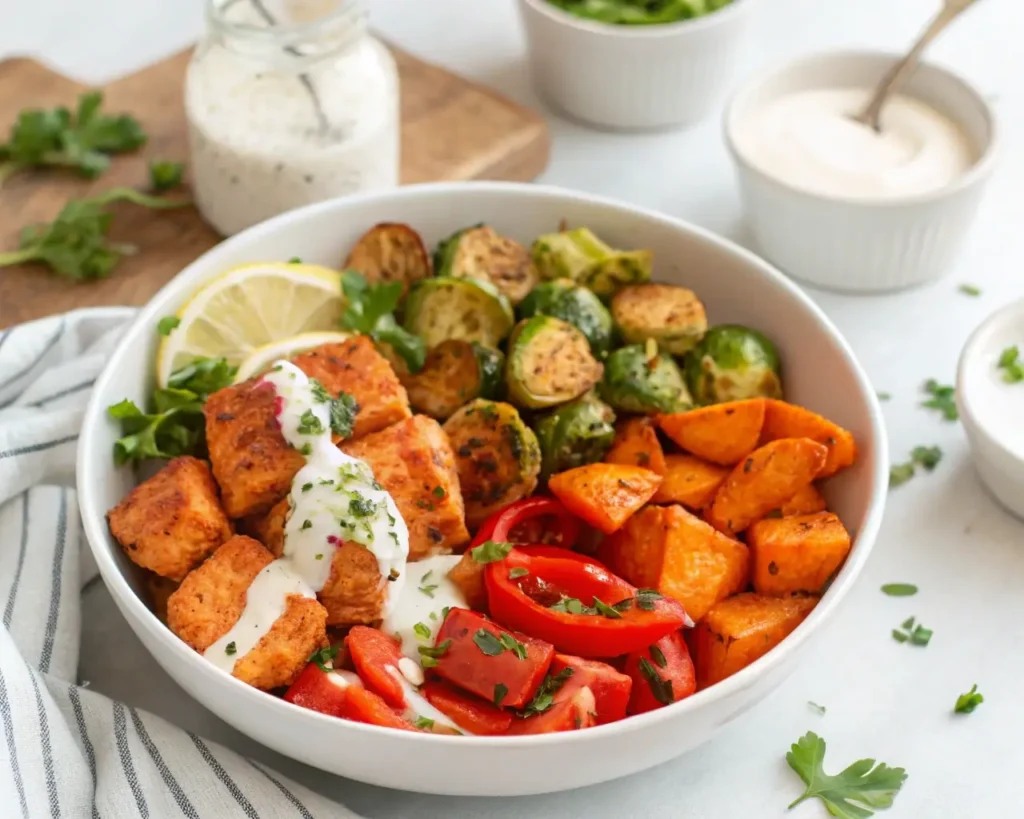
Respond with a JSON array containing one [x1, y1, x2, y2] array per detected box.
[[207, 0, 366, 41]]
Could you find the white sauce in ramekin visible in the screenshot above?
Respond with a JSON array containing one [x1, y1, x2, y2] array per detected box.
[[735, 88, 975, 199]]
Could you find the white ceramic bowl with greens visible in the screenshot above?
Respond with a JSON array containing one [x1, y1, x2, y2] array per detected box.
[[77, 182, 887, 795]]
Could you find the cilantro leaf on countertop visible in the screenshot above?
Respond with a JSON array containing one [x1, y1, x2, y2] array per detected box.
[[786, 731, 907, 819], [880, 583, 918, 597], [921, 379, 958, 421], [889, 446, 942, 488], [340, 270, 426, 372], [954, 684, 984, 714], [889, 462, 915, 488], [892, 616, 932, 646], [997, 345, 1024, 384]]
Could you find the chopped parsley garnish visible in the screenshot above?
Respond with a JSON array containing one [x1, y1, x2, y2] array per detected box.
[[288, 256, 302, 264], [876, 391, 891, 401], [635, 588, 662, 611], [315, 553, 323, 560], [309, 379, 331, 404], [880, 583, 918, 597], [959, 283, 982, 296], [418, 639, 452, 668], [498, 632, 528, 660], [440, 606, 451, 621], [413, 716, 435, 731], [921, 379, 958, 421], [301, 482, 313, 493], [300, 519, 312, 531], [349, 495, 376, 517], [330, 392, 358, 437], [413, 622, 432, 641], [592, 597, 622, 620], [432, 485, 446, 499], [508, 567, 529, 580], [889, 462, 915, 487], [911, 445, 942, 470], [419, 583, 438, 598], [638, 657, 673, 705], [416, 499, 435, 511], [339, 270, 426, 372], [550, 596, 592, 615], [473, 629, 505, 656], [421, 570, 434, 582], [299, 443, 312, 456], [225, 642, 237, 656], [429, 612, 437, 621], [308, 644, 340, 673], [649, 644, 667, 669], [156, 315, 180, 336], [493, 683, 508, 707], [470, 540, 514, 564], [892, 616, 932, 646], [296, 409, 324, 435], [786, 731, 907, 818], [997, 345, 1024, 383], [521, 667, 574, 715], [808, 701, 827, 716], [954, 684, 984, 714]]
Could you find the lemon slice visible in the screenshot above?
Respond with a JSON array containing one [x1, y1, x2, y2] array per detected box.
[[157, 262, 343, 386], [233, 331, 353, 383]]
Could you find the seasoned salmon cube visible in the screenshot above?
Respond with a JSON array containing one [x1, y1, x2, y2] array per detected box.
[[341, 415, 469, 559], [107, 456, 232, 581], [290, 336, 411, 439], [166, 536, 327, 690]]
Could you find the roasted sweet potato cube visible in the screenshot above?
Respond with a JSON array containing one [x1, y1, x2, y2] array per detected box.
[[748, 512, 851, 596], [166, 536, 327, 690], [652, 454, 729, 509], [289, 336, 411, 440], [777, 483, 827, 517], [601, 505, 749, 622], [107, 456, 232, 581], [605, 417, 667, 475], [760, 399, 857, 478], [446, 551, 489, 612], [548, 463, 662, 535], [691, 593, 817, 688], [341, 415, 469, 559], [658, 399, 765, 466], [706, 438, 828, 536]]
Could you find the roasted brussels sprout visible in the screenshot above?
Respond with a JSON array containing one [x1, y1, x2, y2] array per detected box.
[[505, 316, 604, 409], [433, 225, 539, 304], [402, 340, 504, 420], [683, 324, 783, 405], [611, 283, 707, 355], [531, 227, 652, 298], [517, 278, 614, 356], [402, 276, 514, 348], [600, 344, 691, 414], [534, 392, 616, 479]]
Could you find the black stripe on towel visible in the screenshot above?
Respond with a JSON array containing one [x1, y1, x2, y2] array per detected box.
[[28, 671, 61, 818], [68, 686, 101, 819], [189, 733, 259, 819], [0, 319, 65, 398], [3, 494, 30, 629], [39, 490, 67, 674], [113, 702, 149, 817], [128, 707, 200, 819], [247, 759, 316, 819], [0, 667, 29, 818], [0, 434, 79, 461], [28, 378, 96, 408]]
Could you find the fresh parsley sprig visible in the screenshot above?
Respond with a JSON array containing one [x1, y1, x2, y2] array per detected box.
[[954, 684, 984, 714], [339, 270, 426, 373], [921, 379, 958, 421]]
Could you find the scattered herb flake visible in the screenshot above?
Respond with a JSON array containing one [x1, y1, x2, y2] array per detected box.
[[413, 716, 435, 731], [225, 641, 237, 656], [892, 616, 932, 646], [921, 379, 958, 421], [637, 657, 673, 705], [432, 485, 446, 499], [876, 391, 891, 401], [808, 701, 827, 716], [288, 256, 302, 264], [909, 625, 933, 646], [959, 283, 982, 296], [301, 482, 313, 493], [880, 583, 918, 597], [413, 622, 432, 641], [635, 588, 662, 611], [308, 644, 339, 673], [473, 629, 505, 657], [521, 667, 574, 715], [314, 553, 323, 560], [891, 629, 909, 643], [593, 597, 623, 620], [156, 315, 180, 336], [300, 519, 312, 531], [997, 345, 1024, 384], [418, 583, 438, 598], [508, 567, 529, 579], [418, 639, 452, 665], [329, 391, 358, 438], [649, 644, 667, 669], [149, 159, 183, 192], [911, 445, 942, 471], [470, 540, 514, 564], [953, 684, 984, 714], [493, 683, 508, 707], [498, 632, 528, 660], [889, 462, 915, 488]]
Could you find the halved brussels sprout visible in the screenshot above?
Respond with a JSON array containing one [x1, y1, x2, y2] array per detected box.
[[402, 340, 505, 420], [402, 276, 515, 348], [531, 227, 652, 298], [505, 316, 603, 409], [600, 344, 691, 414], [611, 283, 707, 355], [534, 392, 616, 479], [517, 278, 614, 356], [433, 225, 538, 304], [343, 222, 432, 296], [683, 324, 783, 405]]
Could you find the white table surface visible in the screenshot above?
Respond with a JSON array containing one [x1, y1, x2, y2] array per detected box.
[[4, 0, 1023, 815]]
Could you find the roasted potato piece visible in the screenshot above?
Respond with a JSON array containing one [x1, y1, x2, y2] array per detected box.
[[777, 483, 827, 517], [167, 536, 327, 690], [435, 225, 539, 304], [706, 438, 828, 536], [658, 399, 766, 466], [443, 399, 541, 529], [652, 454, 729, 509], [505, 316, 603, 410], [611, 283, 707, 355], [691, 593, 817, 688], [344, 222, 432, 295], [107, 456, 232, 581], [601, 505, 748, 622], [341, 414, 470, 558], [759, 399, 857, 478], [748, 512, 851, 596], [605, 417, 667, 475]]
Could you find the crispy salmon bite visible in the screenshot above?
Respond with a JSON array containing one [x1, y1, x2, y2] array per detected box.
[[167, 536, 327, 691], [107, 456, 232, 581]]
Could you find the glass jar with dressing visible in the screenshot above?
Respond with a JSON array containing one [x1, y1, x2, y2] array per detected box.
[[185, 0, 400, 236]]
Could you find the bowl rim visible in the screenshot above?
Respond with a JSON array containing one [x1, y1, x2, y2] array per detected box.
[[722, 48, 1001, 209], [519, 0, 753, 37], [77, 180, 888, 748]]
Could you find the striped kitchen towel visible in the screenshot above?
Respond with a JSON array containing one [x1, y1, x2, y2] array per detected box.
[[0, 309, 361, 818]]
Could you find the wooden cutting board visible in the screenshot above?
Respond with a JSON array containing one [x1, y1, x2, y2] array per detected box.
[[0, 47, 550, 329]]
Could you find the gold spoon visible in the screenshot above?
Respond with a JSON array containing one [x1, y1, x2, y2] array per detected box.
[[852, 0, 982, 132]]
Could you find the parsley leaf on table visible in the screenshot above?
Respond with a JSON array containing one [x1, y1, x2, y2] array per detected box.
[[0, 91, 146, 184], [148, 159, 184, 192], [786, 731, 908, 819], [339, 270, 426, 372], [889, 445, 943, 488], [921, 379, 958, 421], [880, 583, 918, 597], [954, 684, 984, 714], [958, 283, 982, 296]]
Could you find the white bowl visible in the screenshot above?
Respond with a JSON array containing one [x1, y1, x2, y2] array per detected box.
[[725, 51, 999, 293], [77, 182, 887, 796], [957, 298, 1024, 519], [517, 0, 755, 130]]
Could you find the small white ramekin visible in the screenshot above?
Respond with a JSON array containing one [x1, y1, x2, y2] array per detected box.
[[957, 298, 1024, 520], [724, 51, 999, 293], [517, 0, 755, 130]]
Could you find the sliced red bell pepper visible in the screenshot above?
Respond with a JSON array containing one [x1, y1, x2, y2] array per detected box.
[[342, 685, 417, 731], [345, 626, 405, 709], [623, 631, 696, 715], [421, 680, 513, 735], [470, 496, 581, 549], [549, 653, 632, 725], [432, 608, 553, 709], [506, 685, 597, 735], [283, 663, 355, 719], [485, 546, 688, 657]]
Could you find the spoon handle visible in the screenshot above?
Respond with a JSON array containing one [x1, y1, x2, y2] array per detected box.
[[855, 0, 979, 131]]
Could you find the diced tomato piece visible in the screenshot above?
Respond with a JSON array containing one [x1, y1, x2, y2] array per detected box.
[[623, 631, 696, 715], [283, 663, 354, 718], [550, 654, 631, 724], [345, 626, 405, 709], [506, 686, 597, 735], [421, 680, 513, 735], [433, 608, 554, 709], [342, 686, 416, 731]]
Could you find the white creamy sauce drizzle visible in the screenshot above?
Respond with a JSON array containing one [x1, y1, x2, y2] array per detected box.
[[394, 673, 468, 734], [736, 88, 976, 199], [380, 555, 467, 663], [203, 360, 410, 670]]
